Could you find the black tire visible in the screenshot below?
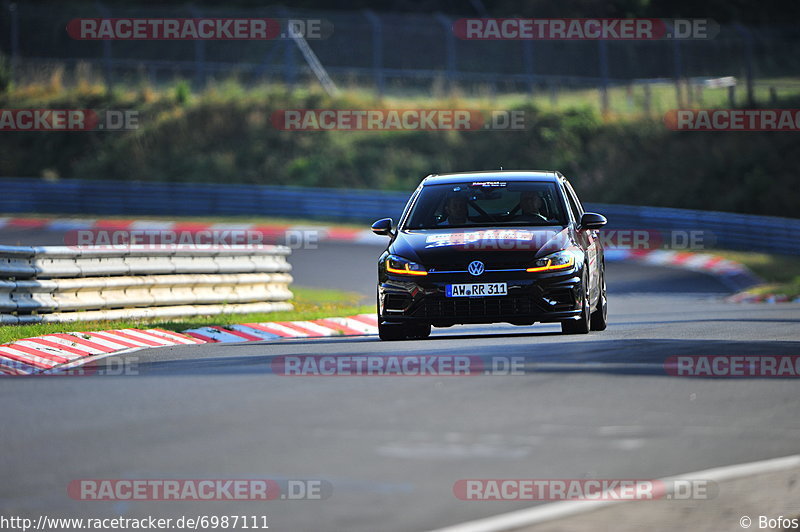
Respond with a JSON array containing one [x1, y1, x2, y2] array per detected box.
[[378, 321, 431, 341], [377, 289, 430, 341], [590, 268, 608, 331], [377, 288, 405, 340], [407, 323, 431, 339], [561, 270, 590, 335], [378, 321, 407, 341]]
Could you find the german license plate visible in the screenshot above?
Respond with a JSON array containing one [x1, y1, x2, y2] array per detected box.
[[446, 283, 507, 297]]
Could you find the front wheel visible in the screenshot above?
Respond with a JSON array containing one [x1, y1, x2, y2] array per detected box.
[[377, 289, 406, 340], [378, 321, 431, 341], [378, 321, 407, 341], [407, 323, 431, 339], [561, 270, 590, 335], [590, 268, 608, 331]]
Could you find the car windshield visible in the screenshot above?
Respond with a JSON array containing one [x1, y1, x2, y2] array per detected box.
[[403, 181, 568, 229]]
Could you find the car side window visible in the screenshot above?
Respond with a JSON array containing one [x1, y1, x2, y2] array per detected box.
[[562, 183, 582, 224], [565, 181, 585, 218], [398, 185, 423, 229]]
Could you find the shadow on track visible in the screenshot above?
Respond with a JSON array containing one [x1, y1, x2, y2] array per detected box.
[[81, 338, 800, 379]]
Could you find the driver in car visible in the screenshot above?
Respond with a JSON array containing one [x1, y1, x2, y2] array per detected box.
[[517, 191, 548, 222], [441, 193, 469, 225]]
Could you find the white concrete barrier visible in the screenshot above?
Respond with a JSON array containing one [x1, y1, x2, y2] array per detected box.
[[0, 245, 292, 278], [0, 245, 293, 323]]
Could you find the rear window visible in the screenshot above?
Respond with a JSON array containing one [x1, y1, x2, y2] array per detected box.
[[403, 181, 567, 229]]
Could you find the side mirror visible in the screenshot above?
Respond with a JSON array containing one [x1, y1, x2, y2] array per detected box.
[[371, 218, 394, 236], [580, 212, 607, 230]]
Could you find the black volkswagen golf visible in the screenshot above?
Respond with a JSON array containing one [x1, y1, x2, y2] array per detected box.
[[371, 171, 608, 340]]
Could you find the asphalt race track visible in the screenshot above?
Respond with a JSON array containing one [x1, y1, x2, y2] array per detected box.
[[1, 230, 799, 531]]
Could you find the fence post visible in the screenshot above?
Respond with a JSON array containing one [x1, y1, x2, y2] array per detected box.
[[286, 18, 338, 96], [523, 39, 535, 94], [672, 37, 683, 107], [283, 37, 296, 87], [598, 39, 610, 114], [190, 5, 206, 89], [435, 13, 456, 90], [625, 83, 633, 111], [733, 24, 756, 107], [279, 8, 296, 88], [363, 10, 384, 95], [95, 1, 113, 87], [6, 1, 19, 85]]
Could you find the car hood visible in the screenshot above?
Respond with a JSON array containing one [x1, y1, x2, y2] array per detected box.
[[389, 227, 572, 269]]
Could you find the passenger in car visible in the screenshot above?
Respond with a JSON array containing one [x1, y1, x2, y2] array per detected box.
[[442, 194, 469, 225]]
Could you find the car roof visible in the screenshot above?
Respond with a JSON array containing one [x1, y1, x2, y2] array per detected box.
[[421, 171, 562, 185]]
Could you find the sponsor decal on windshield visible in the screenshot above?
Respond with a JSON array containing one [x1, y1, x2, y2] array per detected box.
[[425, 229, 538, 248], [470, 181, 507, 187]]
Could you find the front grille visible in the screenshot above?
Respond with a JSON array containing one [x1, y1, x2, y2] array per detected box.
[[412, 296, 535, 318], [429, 262, 524, 273]]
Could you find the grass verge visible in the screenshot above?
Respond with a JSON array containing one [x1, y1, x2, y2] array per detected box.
[[0, 286, 373, 345], [711, 250, 800, 298]]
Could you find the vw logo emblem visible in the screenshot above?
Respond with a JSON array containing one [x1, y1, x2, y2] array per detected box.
[[468, 260, 485, 276]]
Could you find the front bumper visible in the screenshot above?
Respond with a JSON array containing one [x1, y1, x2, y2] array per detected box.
[[378, 269, 583, 327]]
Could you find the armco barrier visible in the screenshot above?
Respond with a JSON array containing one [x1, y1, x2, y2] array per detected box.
[[1, 178, 798, 255], [0, 245, 293, 324], [0, 178, 407, 222]]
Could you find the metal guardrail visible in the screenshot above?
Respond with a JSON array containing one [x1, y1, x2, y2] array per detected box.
[[0, 244, 293, 324], [0, 178, 405, 222], [583, 203, 800, 257], [1, 178, 798, 256]]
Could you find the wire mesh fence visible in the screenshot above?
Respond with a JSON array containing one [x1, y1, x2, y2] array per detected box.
[[2, 2, 800, 108]]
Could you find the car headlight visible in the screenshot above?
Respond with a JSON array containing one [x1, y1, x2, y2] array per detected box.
[[526, 250, 576, 272], [386, 255, 428, 276]]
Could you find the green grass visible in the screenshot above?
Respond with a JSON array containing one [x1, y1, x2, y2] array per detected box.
[[711, 250, 800, 298], [0, 286, 373, 345], [8, 71, 800, 121], [343, 77, 800, 118], [524, 79, 800, 118], [743, 283, 800, 299]]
